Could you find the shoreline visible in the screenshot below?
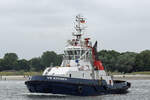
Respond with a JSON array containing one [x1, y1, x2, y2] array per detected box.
[[0, 75, 150, 81], [113, 75, 150, 80], [0, 75, 30, 80]]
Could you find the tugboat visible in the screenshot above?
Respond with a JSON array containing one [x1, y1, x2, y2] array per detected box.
[[25, 15, 131, 96]]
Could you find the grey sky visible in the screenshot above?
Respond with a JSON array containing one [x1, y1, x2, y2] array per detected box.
[[0, 0, 150, 59]]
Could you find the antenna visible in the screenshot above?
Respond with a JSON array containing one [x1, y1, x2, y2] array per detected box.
[[73, 14, 87, 40]]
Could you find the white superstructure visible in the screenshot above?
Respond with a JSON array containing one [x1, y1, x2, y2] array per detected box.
[[43, 15, 113, 85]]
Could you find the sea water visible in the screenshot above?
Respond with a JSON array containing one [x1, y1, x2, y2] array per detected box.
[[0, 79, 150, 100]]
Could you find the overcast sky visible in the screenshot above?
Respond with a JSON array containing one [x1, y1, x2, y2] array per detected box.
[[0, 0, 150, 59]]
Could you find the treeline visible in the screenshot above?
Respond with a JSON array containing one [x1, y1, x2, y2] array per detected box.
[[0, 51, 62, 72], [98, 50, 150, 73], [0, 50, 150, 73]]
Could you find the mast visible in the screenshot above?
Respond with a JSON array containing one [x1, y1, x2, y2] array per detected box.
[[73, 14, 86, 41]]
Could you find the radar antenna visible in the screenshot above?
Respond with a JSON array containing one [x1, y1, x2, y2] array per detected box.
[[72, 14, 87, 40]]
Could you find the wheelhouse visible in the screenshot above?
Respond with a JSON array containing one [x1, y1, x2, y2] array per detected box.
[[63, 47, 92, 61]]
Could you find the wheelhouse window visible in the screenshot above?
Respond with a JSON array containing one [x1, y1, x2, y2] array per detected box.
[[64, 49, 92, 60], [64, 50, 81, 60]]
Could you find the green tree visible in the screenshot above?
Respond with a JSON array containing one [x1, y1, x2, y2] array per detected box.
[[3, 53, 18, 70], [0, 59, 5, 71], [41, 51, 58, 67], [98, 50, 120, 72], [134, 50, 150, 71], [15, 59, 30, 71], [29, 57, 44, 71], [116, 52, 137, 73]]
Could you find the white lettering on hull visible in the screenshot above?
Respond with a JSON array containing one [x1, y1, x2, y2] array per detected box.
[[47, 77, 67, 81]]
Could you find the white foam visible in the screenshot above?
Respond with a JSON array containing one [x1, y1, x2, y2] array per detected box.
[[22, 93, 68, 97]]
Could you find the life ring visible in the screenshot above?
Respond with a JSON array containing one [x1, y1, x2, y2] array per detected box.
[[78, 86, 82, 93]]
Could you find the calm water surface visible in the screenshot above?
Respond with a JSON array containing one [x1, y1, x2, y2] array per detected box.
[[0, 80, 150, 100]]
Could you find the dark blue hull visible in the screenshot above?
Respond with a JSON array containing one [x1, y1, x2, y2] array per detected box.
[[25, 76, 131, 96]]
